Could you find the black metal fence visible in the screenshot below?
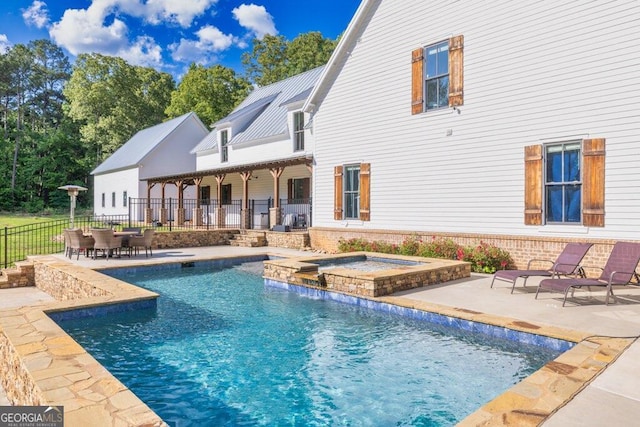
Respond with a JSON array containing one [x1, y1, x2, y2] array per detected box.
[[1, 198, 313, 268]]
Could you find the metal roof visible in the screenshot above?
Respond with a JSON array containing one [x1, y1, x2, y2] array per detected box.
[[91, 112, 206, 175], [192, 66, 325, 152]]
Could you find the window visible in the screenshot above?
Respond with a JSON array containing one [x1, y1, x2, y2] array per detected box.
[[220, 130, 228, 163], [200, 186, 211, 205], [101, 193, 105, 208], [344, 165, 360, 219], [293, 112, 305, 151], [334, 163, 370, 221], [545, 142, 581, 223], [288, 178, 310, 202], [524, 139, 605, 227], [412, 35, 463, 114], [123, 191, 128, 207], [425, 41, 449, 110], [221, 184, 232, 205], [111, 192, 116, 208]]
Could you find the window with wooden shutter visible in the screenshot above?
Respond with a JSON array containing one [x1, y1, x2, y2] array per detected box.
[[524, 145, 543, 225], [412, 34, 463, 114], [359, 163, 371, 221], [334, 166, 343, 220], [582, 138, 605, 227], [448, 35, 464, 107]]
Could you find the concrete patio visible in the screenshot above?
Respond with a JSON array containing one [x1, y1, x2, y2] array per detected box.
[[1, 245, 639, 426]]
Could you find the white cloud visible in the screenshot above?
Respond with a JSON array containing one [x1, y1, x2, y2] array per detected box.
[[22, 1, 50, 29], [119, 36, 163, 67], [49, 3, 129, 56], [122, 0, 218, 28], [232, 4, 277, 39], [170, 25, 234, 63], [0, 34, 11, 54]]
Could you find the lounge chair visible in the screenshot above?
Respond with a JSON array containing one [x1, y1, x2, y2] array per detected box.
[[491, 242, 593, 293], [535, 241, 640, 306], [65, 228, 95, 260], [128, 229, 154, 257], [91, 229, 123, 260]]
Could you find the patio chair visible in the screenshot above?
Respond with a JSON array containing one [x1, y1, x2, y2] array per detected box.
[[128, 229, 154, 257], [65, 228, 95, 260], [491, 242, 593, 293], [91, 229, 123, 260], [535, 241, 640, 306]]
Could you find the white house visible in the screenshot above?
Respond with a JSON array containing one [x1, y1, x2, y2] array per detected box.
[[145, 66, 323, 229], [303, 0, 640, 260], [91, 112, 209, 218]]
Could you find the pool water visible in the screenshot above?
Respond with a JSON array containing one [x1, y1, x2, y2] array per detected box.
[[57, 262, 561, 426], [316, 255, 423, 272]]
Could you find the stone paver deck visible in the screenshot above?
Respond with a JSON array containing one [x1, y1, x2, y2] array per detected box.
[[1, 246, 639, 426]]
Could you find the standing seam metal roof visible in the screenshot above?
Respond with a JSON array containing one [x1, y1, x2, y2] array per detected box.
[[192, 66, 325, 153], [91, 112, 205, 175]]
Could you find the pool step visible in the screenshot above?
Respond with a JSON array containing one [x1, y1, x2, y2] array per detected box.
[[229, 231, 267, 247]]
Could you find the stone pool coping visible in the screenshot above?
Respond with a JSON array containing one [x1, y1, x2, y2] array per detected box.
[[0, 254, 633, 426]]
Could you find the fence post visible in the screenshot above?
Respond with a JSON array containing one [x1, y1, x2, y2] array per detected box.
[[128, 197, 132, 228], [169, 198, 173, 231], [3, 226, 7, 269]]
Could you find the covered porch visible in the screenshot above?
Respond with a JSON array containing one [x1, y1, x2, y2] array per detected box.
[[139, 155, 313, 230]]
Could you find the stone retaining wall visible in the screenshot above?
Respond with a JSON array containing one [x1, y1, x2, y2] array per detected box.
[[266, 231, 310, 249], [264, 252, 470, 297], [0, 256, 166, 426], [152, 229, 238, 249]]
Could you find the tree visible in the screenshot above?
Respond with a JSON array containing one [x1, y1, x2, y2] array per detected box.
[[165, 64, 251, 126], [4, 44, 34, 191], [28, 40, 71, 131], [242, 32, 338, 86], [64, 53, 175, 164]]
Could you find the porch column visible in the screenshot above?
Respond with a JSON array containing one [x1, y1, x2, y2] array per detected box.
[[269, 167, 284, 227], [215, 174, 226, 228], [174, 180, 185, 226], [240, 171, 252, 230], [159, 182, 168, 224], [144, 182, 155, 224], [192, 177, 203, 226]]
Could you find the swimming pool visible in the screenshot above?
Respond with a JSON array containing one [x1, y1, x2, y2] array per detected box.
[[55, 260, 563, 426]]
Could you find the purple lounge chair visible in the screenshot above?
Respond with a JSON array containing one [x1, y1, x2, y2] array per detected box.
[[491, 242, 593, 293], [535, 241, 640, 306]]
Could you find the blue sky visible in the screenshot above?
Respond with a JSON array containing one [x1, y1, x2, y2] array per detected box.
[[0, 0, 360, 78]]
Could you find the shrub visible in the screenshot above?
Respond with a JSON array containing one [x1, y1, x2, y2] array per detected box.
[[338, 237, 513, 274]]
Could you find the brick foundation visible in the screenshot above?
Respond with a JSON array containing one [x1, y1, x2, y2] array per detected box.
[[309, 227, 622, 271]]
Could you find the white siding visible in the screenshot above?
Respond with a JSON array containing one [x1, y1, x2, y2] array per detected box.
[[312, 0, 640, 240], [93, 168, 140, 216], [139, 116, 203, 180]]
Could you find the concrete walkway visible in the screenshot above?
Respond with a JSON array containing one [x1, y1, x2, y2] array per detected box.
[[2, 246, 640, 425]]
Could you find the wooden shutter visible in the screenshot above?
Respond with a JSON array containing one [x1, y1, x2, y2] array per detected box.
[[448, 34, 464, 107], [359, 163, 371, 221], [287, 179, 293, 200], [582, 138, 605, 227], [334, 166, 343, 220], [411, 48, 424, 115], [524, 145, 543, 225]]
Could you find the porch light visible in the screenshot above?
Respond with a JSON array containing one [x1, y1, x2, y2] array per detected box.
[[58, 184, 88, 229]]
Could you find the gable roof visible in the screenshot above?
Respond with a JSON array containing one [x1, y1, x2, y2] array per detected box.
[[192, 66, 325, 153], [91, 112, 207, 175], [304, 1, 377, 113]]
